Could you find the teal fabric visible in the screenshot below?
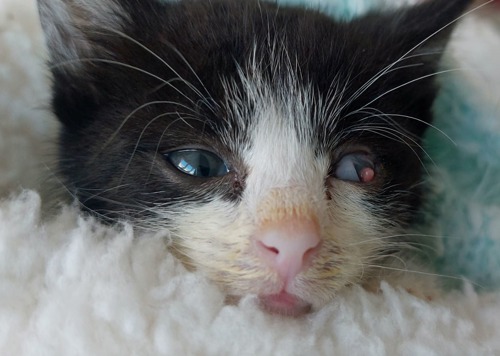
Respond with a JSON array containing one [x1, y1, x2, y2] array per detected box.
[[425, 72, 500, 290], [275, 0, 383, 20]]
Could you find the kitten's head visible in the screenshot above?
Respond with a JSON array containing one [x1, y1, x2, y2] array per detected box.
[[39, 0, 470, 315]]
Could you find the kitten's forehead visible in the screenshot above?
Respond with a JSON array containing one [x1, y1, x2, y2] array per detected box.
[[223, 66, 331, 202]]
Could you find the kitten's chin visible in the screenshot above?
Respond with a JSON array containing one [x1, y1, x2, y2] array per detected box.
[[258, 291, 312, 317]]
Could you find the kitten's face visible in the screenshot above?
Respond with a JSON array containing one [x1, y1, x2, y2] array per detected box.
[[39, 0, 470, 315]]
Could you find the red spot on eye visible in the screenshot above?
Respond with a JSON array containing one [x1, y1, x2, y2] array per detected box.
[[360, 167, 375, 183]]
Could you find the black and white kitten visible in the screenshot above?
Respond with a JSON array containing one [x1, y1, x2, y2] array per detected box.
[[38, 0, 471, 316]]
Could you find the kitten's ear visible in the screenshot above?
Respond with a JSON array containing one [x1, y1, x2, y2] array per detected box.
[[357, 0, 472, 58], [37, 0, 162, 129], [38, 0, 130, 72], [395, 0, 472, 50], [346, 0, 473, 131], [37, 0, 134, 129]]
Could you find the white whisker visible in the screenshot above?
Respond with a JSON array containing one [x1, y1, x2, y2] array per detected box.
[[346, 233, 452, 247], [339, 1, 491, 115], [352, 107, 457, 146], [347, 125, 433, 174], [104, 29, 213, 107], [120, 111, 200, 182], [361, 264, 485, 290], [146, 115, 207, 180], [355, 68, 460, 113], [94, 99, 199, 163]]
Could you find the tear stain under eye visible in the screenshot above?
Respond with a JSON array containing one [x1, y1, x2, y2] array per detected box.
[[232, 174, 244, 195], [325, 188, 333, 201]]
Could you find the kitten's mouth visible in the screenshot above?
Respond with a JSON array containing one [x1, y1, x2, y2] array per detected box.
[[258, 291, 311, 317]]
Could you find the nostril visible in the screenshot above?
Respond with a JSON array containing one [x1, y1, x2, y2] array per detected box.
[[302, 244, 320, 267], [257, 241, 280, 257], [254, 220, 321, 281], [259, 241, 280, 255]]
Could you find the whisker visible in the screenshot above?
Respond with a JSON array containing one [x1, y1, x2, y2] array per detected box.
[[50, 58, 203, 112], [346, 233, 454, 247], [93, 99, 199, 164], [339, 1, 491, 114], [347, 110, 438, 170], [360, 264, 485, 290], [42, 162, 80, 202], [351, 107, 421, 140], [376, 49, 447, 75], [51, 58, 180, 95], [354, 68, 462, 113], [384, 62, 425, 74], [161, 44, 218, 114], [103, 28, 213, 106], [147, 114, 208, 180], [80, 184, 133, 204], [79, 194, 151, 214], [347, 125, 432, 174], [367, 125, 435, 166], [120, 111, 199, 182], [352, 107, 457, 146], [50, 58, 205, 156], [322, 71, 353, 133]]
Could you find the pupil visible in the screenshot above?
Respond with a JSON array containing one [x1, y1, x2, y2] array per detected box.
[[167, 149, 228, 178], [198, 155, 211, 177]]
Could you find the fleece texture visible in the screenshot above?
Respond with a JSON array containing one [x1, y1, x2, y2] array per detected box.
[[426, 10, 500, 289], [0, 0, 499, 355]]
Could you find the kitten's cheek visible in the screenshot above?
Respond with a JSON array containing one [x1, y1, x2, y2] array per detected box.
[[252, 218, 322, 285]]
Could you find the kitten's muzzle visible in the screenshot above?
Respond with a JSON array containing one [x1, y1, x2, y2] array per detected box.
[[254, 216, 321, 286], [253, 194, 321, 316], [253, 188, 323, 288]]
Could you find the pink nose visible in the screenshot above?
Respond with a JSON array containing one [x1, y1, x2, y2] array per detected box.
[[255, 219, 321, 283]]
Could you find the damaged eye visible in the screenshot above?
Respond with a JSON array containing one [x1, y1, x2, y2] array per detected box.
[[166, 149, 229, 178], [334, 153, 375, 183]]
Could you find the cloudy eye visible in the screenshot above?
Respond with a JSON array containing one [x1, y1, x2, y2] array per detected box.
[[166, 149, 229, 178], [334, 153, 375, 183]]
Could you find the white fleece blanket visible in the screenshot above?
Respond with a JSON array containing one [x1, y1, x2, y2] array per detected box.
[[1, 0, 500, 355]]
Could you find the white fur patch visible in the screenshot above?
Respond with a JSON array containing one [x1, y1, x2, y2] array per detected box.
[[164, 62, 406, 308]]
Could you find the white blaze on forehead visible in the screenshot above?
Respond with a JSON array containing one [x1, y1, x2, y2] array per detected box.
[[246, 103, 319, 189], [232, 69, 330, 212]]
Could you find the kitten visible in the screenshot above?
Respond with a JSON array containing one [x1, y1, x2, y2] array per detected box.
[[38, 0, 471, 316]]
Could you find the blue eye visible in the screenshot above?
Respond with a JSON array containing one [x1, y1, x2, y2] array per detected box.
[[334, 153, 375, 183], [166, 149, 229, 178]]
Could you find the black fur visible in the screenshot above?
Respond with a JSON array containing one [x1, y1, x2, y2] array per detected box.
[[39, 0, 471, 224]]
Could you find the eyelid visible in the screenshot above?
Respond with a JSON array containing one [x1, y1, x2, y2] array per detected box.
[[165, 148, 230, 178], [164, 146, 231, 168], [332, 152, 376, 183]]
